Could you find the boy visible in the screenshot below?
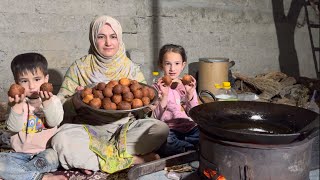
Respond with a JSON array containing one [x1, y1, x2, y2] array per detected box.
[[0, 53, 66, 180]]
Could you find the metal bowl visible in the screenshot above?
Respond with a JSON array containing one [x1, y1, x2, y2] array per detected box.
[[72, 82, 158, 115]]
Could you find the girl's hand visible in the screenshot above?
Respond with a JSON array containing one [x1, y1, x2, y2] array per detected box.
[[182, 75, 196, 101], [157, 78, 169, 98], [156, 78, 170, 109]]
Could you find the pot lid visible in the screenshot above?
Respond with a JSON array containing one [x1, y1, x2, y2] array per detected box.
[[199, 57, 229, 63]]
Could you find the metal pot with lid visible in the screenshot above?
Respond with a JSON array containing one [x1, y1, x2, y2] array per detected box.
[[198, 57, 235, 95]]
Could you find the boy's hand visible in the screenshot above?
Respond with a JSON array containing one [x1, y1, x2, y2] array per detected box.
[[8, 93, 26, 105], [40, 91, 53, 102], [41, 91, 54, 107], [8, 93, 26, 114], [182, 75, 196, 101]]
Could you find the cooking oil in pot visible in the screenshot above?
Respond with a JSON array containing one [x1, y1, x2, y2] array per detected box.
[[221, 122, 294, 134]]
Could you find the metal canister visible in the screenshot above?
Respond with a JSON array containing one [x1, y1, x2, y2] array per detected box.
[[198, 57, 229, 95]]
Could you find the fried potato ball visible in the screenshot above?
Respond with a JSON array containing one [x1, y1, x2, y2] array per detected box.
[[123, 92, 134, 102], [8, 84, 25, 98], [181, 74, 193, 85], [93, 89, 104, 99], [81, 87, 93, 98], [117, 101, 132, 110], [106, 80, 118, 88], [40, 83, 53, 93], [96, 82, 106, 91], [113, 84, 123, 94], [141, 96, 151, 106], [132, 98, 143, 109], [83, 94, 94, 104], [119, 78, 131, 86], [103, 102, 117, 110], [89, 98, 102, 109], [112, 94, 122, 104], [162, 75, 172, 86], [102, 87, 113, 98]]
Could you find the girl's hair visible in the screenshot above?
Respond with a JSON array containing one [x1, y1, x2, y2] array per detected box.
[[158, 44, 187, 68], [11, 53, 48, 81]]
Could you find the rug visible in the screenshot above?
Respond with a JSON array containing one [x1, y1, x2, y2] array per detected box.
[[50, 169, 129, 180]]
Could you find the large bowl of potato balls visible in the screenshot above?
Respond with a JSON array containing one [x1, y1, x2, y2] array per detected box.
[[73, 78, 158, 114]]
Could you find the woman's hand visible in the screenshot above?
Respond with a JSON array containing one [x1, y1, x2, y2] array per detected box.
[[76, 86, 84, 91], [182, 75, 196, 101]]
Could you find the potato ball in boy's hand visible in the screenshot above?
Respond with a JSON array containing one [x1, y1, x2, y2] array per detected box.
[[40, 82, 53, 93], [181, 74, 193, 85], [8, 84, 25, 98]]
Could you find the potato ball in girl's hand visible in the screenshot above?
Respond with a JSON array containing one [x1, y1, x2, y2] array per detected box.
[[181, 74, 193, 85], [162, 75, 172, 86]]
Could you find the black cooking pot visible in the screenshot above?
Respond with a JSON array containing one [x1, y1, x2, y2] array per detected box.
[[190, 92, 319, 144]]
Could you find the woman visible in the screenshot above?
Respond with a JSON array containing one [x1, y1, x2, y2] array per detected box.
[[51, 15, 169, 174]]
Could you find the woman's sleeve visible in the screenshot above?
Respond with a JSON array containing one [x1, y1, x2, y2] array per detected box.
[[153, 102, 166, 120], [130, 63, 146, 84], [57, 63, 80, 104]]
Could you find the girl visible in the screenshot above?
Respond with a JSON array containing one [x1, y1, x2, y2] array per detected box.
[[153, 44, 199, 157]]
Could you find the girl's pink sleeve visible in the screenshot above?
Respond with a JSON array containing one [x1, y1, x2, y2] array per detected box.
[[153, 102, 166, 120], [185, 90, 199, 112]]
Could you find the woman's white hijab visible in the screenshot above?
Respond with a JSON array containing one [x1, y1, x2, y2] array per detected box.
[[89, 15, 124, 61]]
